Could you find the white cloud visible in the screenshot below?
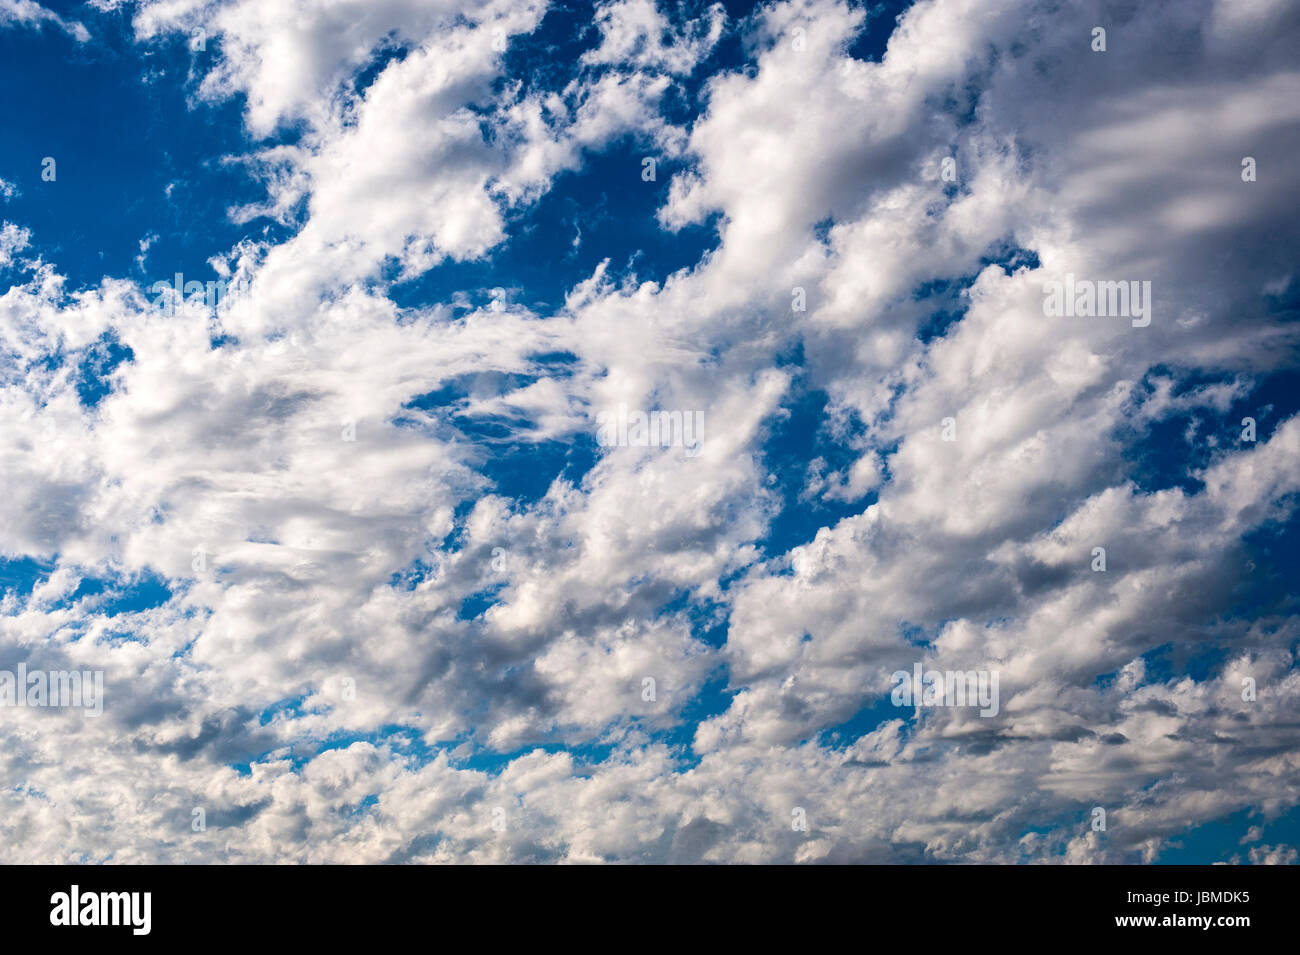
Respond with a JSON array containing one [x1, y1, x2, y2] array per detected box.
[[1, 0, 1298, 863], [0, 0, 89, 41], [0, 221, 30, 268]]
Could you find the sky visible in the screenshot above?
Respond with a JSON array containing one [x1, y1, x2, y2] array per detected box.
[[0, 0, 1298, 864]]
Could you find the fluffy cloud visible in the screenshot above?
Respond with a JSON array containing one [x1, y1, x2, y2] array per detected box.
[[1, 0, 1298, 863]]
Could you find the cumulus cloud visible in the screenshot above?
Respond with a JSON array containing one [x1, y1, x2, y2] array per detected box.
[[0, 0, 1298, 863]]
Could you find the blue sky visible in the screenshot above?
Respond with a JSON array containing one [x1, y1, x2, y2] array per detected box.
[[1, 0, 1299, 864]]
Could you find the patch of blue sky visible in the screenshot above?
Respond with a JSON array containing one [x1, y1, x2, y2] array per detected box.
[[915, 281, 970, 344], [0, 6, 296, 297], [1136, 642, 1236, 686], [388, 556, 437, 592], [979, 241, 1040, 275], [634, 675, 733, 770], [458, 583, 508, 621], [816, 694, 910, 752], [257, 694, 311, 727], [350, 39, 411, 100], [74, 333, 134, 408], [1121, 366, 1300, 498], [652, 589, 730, 647], [1237, 509, 1300, 617], [1121, 367, 1238, 495], [759, 376, 878, 558], [0, 555, 55, 601], [424, 499, 482, 558], [494, 1, 602, 92], [398, 362, 599, 505], [53, 570, 173, 617], [465, 429, 600, 502], [405, 372, 541, 410], [912, 241, 1038, 343], [845, 1, 914, 62], [387, 139, 722, 316], [98, 572, 172, 615], [1, 560, 173, 616], [1156, 803, 1300, 864]]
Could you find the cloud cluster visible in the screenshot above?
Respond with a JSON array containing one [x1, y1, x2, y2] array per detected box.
[[1, 0, 1298, 863]]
